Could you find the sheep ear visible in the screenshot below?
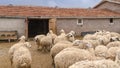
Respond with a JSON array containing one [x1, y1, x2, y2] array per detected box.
[[65, 33, 69, 37]]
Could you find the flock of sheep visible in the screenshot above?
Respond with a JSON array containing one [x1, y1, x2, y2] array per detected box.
[[8, 29, 120, 68]]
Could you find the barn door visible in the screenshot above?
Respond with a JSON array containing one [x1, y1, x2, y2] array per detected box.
[[49, 18, 56, 33]]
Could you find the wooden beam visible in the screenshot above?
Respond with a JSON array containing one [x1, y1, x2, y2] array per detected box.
[[25, 17, 28, 39]]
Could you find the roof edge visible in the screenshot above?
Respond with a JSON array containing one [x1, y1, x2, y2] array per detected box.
[[0, 16, 120, 19]]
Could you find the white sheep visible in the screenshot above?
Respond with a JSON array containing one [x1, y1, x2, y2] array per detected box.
[[106, 47, 119, 61], [18, 35, 26, 43], [110, 36, 120, 42], [110, 32, 120, 38], [12, 46, 32, 68], [69, 59, 119, 68], [96, 35, 110, 45], [50, 41, 73, 58], [59, 29, 66, 36], [82, 40, 101, 49], [51, 32, 76, 58], [47, 30, 57, 43], [40, 35, 53, 52], [115, 49, 120, 66], [54, 30, 75, 44], [106, 41, 120, 48], [34, 34, 45, 50], [8, 42, 31, 66], [83, 34, 96, 40], [54, 47, 93, 68], [95, 45, 108, 59], [50, 41, 73, 67]]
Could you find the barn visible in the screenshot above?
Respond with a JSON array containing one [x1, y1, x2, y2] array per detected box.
[[94, 0, 120, 13], [0, 5, 120, 38]]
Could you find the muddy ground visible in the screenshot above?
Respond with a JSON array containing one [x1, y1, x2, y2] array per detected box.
[[0, 40, 53, 68]]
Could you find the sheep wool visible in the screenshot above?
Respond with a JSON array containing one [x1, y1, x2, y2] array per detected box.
[[12, 46, 32, 68], [54, 47, 93, 68]]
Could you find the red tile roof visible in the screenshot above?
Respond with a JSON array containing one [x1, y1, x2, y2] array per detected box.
[[0, 5, 120, 18]]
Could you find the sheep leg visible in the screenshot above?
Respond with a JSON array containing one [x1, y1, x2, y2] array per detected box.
[[37, 45, 40, 51], [52, 55, 55, 68], [10, 57, 13, 66], [41, 46, 45, 53], [28, 65, 31, 68]]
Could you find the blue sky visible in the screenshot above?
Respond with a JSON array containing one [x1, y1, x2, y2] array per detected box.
[[0, 0, 102, 8]]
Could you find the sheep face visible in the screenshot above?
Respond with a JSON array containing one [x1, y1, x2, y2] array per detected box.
[[110, 36, 119, 42], [66, 33, 75, 42], [19, 35, 26, 40]]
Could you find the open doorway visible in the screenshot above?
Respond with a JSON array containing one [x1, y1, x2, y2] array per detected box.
[[28, 19, 49, 38]]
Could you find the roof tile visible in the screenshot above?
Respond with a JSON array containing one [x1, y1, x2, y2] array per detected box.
[[0, 5, 119, 17]]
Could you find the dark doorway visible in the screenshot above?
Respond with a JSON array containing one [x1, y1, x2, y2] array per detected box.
[[28, 19, 49, 38]]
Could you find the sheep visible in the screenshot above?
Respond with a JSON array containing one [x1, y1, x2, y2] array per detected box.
[[8, 42, 31, 66], [54, 29, 66, 44], [18, 35, 26, 43], [69, 59, 119, 68], [59, 29, 66, 36], [50, 41, 73, 67], [51, 32, 76, 58], [106, 47, 119, 61], [110, 32, 120, 38], [115, 49, 120, 66], [95, 45, 108, 59], [12, 45, 32, 68], [110, 36, 120, 42], [47, 30, 57, 43], [83, 34, 96, 40], [96, 35, 110, 45], [40, 35, 53, 52], [82, 40, 101, 49], [54, 30, 75, 44], [106, 41, 120, 48], [50, 41, 73, 58], [54, 47, 93, 68], [34, 35, 45, 50]]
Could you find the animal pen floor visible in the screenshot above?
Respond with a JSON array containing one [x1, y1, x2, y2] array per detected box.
[[0, 40, 53, 68]]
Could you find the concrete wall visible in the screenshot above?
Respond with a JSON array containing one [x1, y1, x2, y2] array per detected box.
[[56, 18, 120, 36], [0, 18, 25, 37], [95, 2, 120, 13]]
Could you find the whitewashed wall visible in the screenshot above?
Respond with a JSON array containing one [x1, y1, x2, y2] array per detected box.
[[0, 18, 25, 37]]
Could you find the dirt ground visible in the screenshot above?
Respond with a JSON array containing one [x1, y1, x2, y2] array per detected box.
[[0, 40, 53, 68]]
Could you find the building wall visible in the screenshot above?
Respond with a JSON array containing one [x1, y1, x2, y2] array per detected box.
[[56, 18, 120, 36], [95, 2, 120, 13], [0, 18, 25, 37]]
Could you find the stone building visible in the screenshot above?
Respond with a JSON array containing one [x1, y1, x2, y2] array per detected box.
[[0, 5, 120, 38]]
